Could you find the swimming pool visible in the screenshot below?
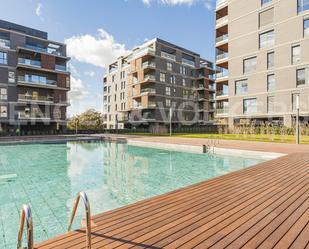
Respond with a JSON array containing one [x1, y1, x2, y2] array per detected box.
[[0, 141, 265, 248]]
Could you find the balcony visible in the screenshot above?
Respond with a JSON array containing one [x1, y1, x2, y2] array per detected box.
[[143, 74, 156, 82], [216, 16, 228, 27], [147, 102, 157, 108], [216, 0, 228, 9], [18, 58, 41, 68], [216, 90, 229, 98], [18, 94, 54, 103], [216, 52, 228, 61], [18, 76, 57, 88], [216, 108, 229, 115], [55, 65, 67, 72], [216, 34, 229, 44], [209, 84, 216, 91], [132, 77, 138, 84], [161, 51, 176, 61], [0, 38, 10, 49], [134, 47, 156, 60], [141, 88, 156, 95], [18, 112, 51, 120], [142, 61, 156, 69], [182, 58, 195, 67], [216, 71, 228, 81]]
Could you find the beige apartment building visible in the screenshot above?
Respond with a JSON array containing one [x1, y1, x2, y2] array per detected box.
[[215, 0, 309, 127], [103, 38, 216, 132]]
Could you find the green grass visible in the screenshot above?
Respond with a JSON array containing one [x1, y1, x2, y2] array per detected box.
[[123, 132, 309, 144]]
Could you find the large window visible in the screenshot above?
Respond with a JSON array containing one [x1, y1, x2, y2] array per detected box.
[[244, 98, 257, 114], [304, 18, 309, 36], [267, 96, 275, 113], [0, 88, 7, 100], [160, 73, 166, 82], [0, 52, 7, 64], [259, 30, 275, 49], [167, 62, 172, 71], [298, 0, 309, 13], [267, 52, 274, 69], [267, 74, 275, 92], [243, 57, 257, 74], [0, 105, 7, 118], [292, 45, 301, 64], [235, 79, 248, 95], [261, 0, 272, 6], [170, 75, 176, 84], [180, 66, 186, 75], [166, 86, 171, 95], [297, 68, 307, 86]]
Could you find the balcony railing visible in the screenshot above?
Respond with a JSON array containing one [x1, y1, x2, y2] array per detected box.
[[0, 38, 10, 49], [18, 94, 54, 102], [142, 61, 156, 69], [144, 74, 156, 81], [216, 52, 228, 61], [216, 34, 229, 43], [216, 0, 228, 8], [24, 44, 64, 57], [216, 16, 228, 26], [55, 65, 67, 72], [182, 58, 195, 67], [209, 84, 216, 91], [216, 108, 229, 115], [18, 76, 57, 87], [132, 47, 156, 60], [18, 112, 51, 120], [216, 90, 229, 97], [132, 78, 138, 84], [148, 102, 157, 108], [141, 88, 156, 94], [216, 71, 228, 79], [161, 51, 176, 61], [18, 58, 41, 68]]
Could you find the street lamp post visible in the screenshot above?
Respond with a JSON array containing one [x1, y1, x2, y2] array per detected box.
[[296, 95, 300, 145]]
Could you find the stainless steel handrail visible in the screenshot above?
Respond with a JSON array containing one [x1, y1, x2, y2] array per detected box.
[[17, 205, 33, 249], [68, 192, 91, 249]]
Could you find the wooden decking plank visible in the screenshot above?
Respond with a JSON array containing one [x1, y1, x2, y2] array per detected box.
[[36, 156, 292, 247], [72, 157, 308, 249], [164, 163, 309, 249], [34, 154, 309, 249]]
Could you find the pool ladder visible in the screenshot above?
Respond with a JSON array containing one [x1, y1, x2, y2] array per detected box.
[[17, 191, 92, 249]]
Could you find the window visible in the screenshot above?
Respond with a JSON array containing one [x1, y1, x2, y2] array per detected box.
[[0, 88, 7, 100], [0, 52, 7, 64], [180, 66, 186, 75], [304, 18, 309, 36], [8, 71, 15, 83], [259, 8, 274, 27], [267, 52, 274, 69], [292, 45, 301, 64], [182, 78, 186, 86], [0, 105, 7, 118], [243, 98, 257, 114], [292, 93, 300, 111], [160, 73, 166, 82], [166, 86, 171, 95], [167, 62, 172, 71], [298, 0, 309, 13], [235, 79, 248, 95], [267, 96, 275, 113], [243, 57, 257, 74], [170, 75, 176, 84], [267, 74, 275, 92], [297, 68, 306, 86], [166, 99, 171, 107], [259, 30, 275, 49], [261, 0, 272, 6]]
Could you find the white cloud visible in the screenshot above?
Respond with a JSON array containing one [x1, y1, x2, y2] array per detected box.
[[65, 29, 128, 68], [35, 3, 43, 17], [141, 0, 213, 9], [69, 75, 89, 102], [84, 71, 95, 77]]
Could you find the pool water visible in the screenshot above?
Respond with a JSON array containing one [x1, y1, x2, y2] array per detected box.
[[0, 141, 265, 248]]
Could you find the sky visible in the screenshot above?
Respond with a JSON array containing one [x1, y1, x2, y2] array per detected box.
[[1, 0, 215, 117]]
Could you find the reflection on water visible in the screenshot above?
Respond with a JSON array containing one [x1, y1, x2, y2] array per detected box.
[[0, 141, 264, 249]]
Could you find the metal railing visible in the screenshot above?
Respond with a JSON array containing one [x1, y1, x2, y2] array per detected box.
[[55, 64, 67, 72], [18, 58, 41, 68], [17, 205, 33, 249], [216, 34, 229, 43], [18, 94, 54, 102], [0, 38, 10, 49], [161, 51, 176, 61], [68, 192, 91, 249], [142, 61, 156, 69]]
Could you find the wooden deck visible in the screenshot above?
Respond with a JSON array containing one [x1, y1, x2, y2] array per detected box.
[[35, 153, 309, 249]]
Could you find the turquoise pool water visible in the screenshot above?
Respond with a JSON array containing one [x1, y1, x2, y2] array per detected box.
[[0, 141, 265, 248]]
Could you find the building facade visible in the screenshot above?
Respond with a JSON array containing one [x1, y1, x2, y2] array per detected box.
[[0, 20, 70, 133], [103, 38, 216, 132], [215, 0, 309, 127]]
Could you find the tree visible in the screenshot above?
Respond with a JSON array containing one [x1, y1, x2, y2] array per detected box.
[[67, 109, 104, 131]]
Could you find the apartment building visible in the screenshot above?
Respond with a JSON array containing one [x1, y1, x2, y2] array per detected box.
[[0, 20, 70, 133], [215, 0, 309, 127], [103, 38, 216, 132]]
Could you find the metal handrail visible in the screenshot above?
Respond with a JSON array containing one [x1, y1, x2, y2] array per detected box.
[[68, 192, 91, 249], [17, 205, 33, 249]]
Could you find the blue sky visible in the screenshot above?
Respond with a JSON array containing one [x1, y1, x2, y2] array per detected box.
[[1, 0, 215, 116]]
